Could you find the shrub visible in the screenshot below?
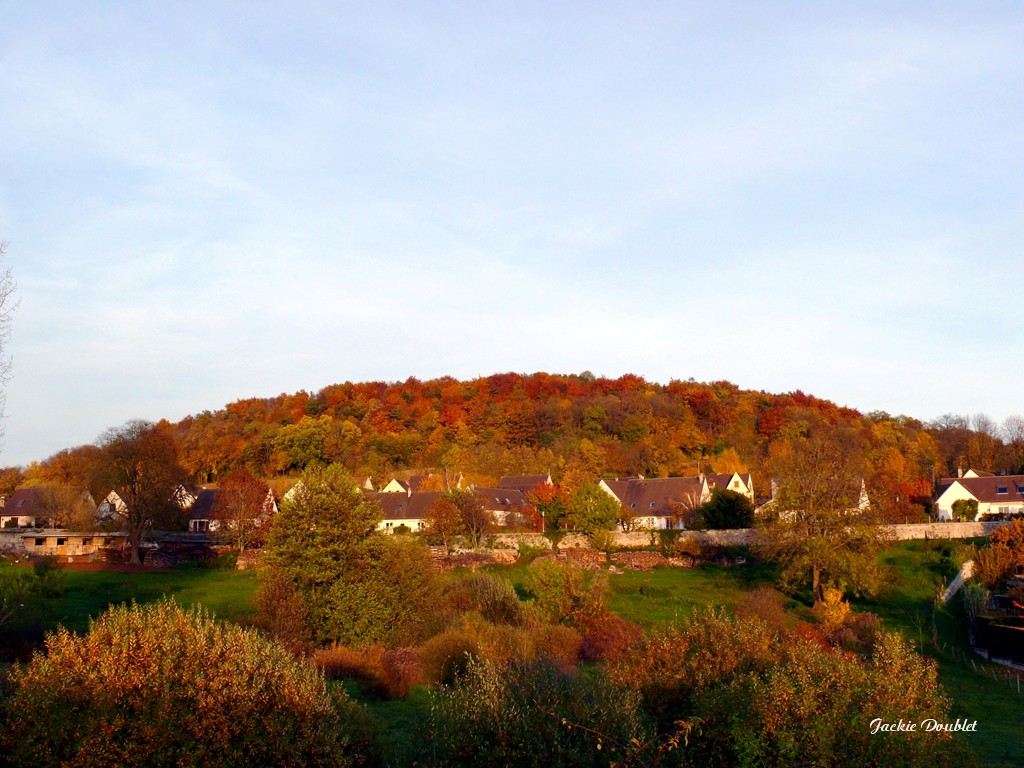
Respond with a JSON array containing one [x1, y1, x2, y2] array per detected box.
[[420, 627, 481, 685], [444, 572, 525, 625], [522, 559, 607, 625], [252, 566, 312, 655], [606, 609, 781, 730], [577, 609, 642, 662], [424, 659, 651, 768], [694, 632, 961, 768], [814, 585, 851, 633], [0, 599, 374, 768], [737, 585, 790, 630], [316, 644, 422, 700]]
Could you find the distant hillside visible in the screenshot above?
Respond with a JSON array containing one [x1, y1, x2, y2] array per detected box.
[[149, 372, 1012, 520]]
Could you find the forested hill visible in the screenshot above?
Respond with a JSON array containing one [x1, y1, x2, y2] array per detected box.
[[154, 372, 1015, 517]]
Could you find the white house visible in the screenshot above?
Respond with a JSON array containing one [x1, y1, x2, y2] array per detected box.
[[934, 473, 1024, 521]]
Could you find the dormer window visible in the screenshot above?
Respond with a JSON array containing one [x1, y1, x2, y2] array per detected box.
[[997, 486, 1009, 494]]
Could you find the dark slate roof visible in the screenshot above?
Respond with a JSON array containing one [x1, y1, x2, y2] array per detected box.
[[188, 489, 222, 521], [473, 487, 527, 511], [942, 475, 1024, 504], [604, 476, 705, 517], [497, 475, 550, 493], [3, 488, 51, 517], [372, 491, 443, 521]]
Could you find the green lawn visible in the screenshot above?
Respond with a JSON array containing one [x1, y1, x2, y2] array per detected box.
[[2, 561, 258, 640]]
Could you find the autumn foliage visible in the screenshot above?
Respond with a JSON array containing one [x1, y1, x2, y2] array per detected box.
[[0, 600, 370, 768]]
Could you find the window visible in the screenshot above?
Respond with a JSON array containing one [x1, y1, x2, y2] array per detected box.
[[997, 486, 1009, 494], [82, 538, 92, 545], [34, 538, 44, 546], [650, 502, 656, 508], [630, 503, 637, 509], [57, 538, 66, 546]]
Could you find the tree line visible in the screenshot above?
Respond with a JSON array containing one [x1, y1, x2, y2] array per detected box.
[[12, 373, 1024, 525]]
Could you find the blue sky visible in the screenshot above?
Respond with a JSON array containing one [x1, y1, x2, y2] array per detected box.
[[1, 2, 1023, 466]]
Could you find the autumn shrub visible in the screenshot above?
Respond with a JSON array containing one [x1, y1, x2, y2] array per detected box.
[[576, 608, 642, 662], [974, 518, 1024, 588], [526, 621, 583, 671], [690, 632, 963, 768], [522, 559, 607, 625], [737, 585, 790, 630], [316, 645, 422, 700], [252, 565, 312, 655], [814, 584, 852, 633], [0, 599, 376, 768], [423, 659, 651, 768], [606, 609, 780, 730], [419, 611, 584, 683], [420, 627, 481, 685], [444, 571, 525, 625]]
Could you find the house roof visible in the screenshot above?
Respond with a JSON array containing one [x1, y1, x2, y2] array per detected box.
[[938, 476, 1024, 505], [2, 488, 51, 517], [372, 491, 444, 521], [603, 476, 706, 517], [473, 487, 527, 510], [497, 475, 550, 493], [188, 489, 221, 521], [705, 473, 753, 494]]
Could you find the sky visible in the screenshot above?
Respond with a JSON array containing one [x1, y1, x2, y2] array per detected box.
[[1, 2, 1023, 467]]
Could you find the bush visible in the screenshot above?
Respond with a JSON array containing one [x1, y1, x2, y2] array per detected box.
[[0, 599, 375, 768], [316, 644, 422, 700], [444, 572, 525, 625], [423, 659, 651, 768], [252, 566, 312, 655], [522, 559, 607, 625], [693, 632, 962, 768], [576, 609, 642, 662]]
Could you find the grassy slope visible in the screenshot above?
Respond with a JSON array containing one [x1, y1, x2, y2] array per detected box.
[[853, 541, 1023, 768]]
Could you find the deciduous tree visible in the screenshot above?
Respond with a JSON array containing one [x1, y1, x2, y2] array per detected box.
[[96, 420, 185, 564], [760, 432, 889, 603], [564, 482, 619, 534], [212, 468, 272, 552], [698, 488, 754, 530]]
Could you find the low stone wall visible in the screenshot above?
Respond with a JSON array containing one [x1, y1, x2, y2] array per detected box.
[[488, 533, 553, 549], [885, 521, 1008, 540]]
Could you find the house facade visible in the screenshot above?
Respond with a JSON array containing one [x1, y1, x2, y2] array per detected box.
[[934, 473, 1024, 521]]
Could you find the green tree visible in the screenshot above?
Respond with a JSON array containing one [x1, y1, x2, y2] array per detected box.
[[263, 464, 437, 645], [698, 488, 754, 529], [0, 600, 371, 768], [564, 482, 619, 533]]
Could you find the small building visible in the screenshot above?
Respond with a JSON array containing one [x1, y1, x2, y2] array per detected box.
[[934, 473, 1024, 521], [188, 488, 279, 533], [20, 531, 128, 561], [372, 491, 442, 532], [705, 472, 755, 502], [1, 488, 52, 528]]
